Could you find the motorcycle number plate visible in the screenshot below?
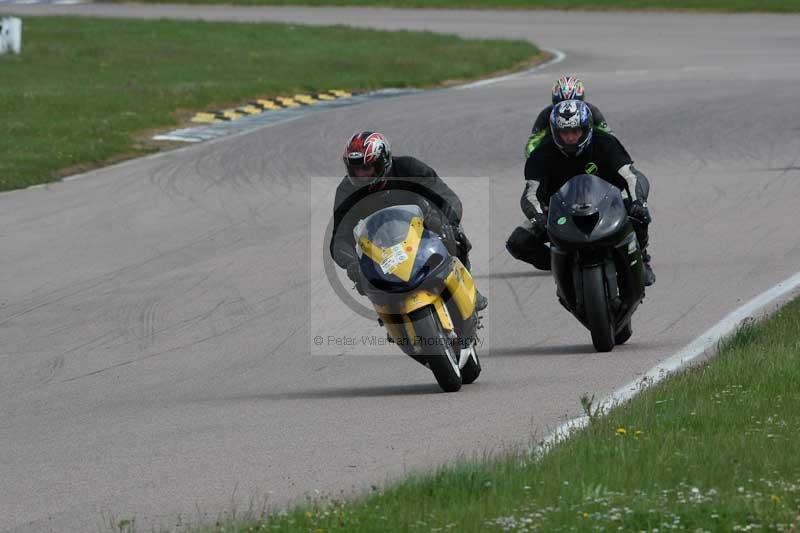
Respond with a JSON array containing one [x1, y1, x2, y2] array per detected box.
[[380, 244, 409, 275]]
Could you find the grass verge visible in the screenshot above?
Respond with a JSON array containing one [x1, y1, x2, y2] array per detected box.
[[193, 296, 800, 532], [0, 17, 540, 192], [119, 0, 800, 13]]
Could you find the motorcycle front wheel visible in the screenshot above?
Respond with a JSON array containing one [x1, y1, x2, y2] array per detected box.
[[409, 306, 462, 392], [582, 265, 615, 352]]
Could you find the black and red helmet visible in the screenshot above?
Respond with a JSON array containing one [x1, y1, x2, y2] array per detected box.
[[343, 131, 392, 187]]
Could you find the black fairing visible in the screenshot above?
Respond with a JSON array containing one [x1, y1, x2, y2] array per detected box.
[[547, 174, 645, 336], [547, 174, 628, 250]]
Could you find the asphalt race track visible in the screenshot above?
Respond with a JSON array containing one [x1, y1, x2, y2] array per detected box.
[[1, 5, 800, 532]]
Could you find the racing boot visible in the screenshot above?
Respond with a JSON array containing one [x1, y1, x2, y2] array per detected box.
[[642, 249, 656, 287], [459, 250, 487, 311], [632, 220, 655, 287], [475, 289, 489, 311]]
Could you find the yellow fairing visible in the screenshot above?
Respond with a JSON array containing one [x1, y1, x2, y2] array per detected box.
[[364, 217, 476, 339], [375, 291, 455, 340], [432, 298, 454, 331], [444, 258, 476, 320], [358, 217, 423, 282], [382, 315, 410, 345]]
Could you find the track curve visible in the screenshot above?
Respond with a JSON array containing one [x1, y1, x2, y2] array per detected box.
[[1, 6, 799, 532]]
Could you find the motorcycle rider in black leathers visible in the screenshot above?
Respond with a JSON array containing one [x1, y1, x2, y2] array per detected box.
[[508, 100, 656, 286], [525, 75, 613, 158], [330, 131, 488, 310]]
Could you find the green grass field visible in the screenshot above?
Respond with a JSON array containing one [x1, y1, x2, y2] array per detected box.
[[121, 0, 800, 13], [192, 297, 800, 532], [0, 17, 539, 192]]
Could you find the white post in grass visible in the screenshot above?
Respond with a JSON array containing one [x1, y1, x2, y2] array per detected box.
[[0, 17, 22, 55]]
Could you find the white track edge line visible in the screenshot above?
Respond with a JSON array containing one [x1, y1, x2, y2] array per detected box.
[[454, 48, 566, 90], [0, 112, 310, 196], [535, 270, 800, 457]]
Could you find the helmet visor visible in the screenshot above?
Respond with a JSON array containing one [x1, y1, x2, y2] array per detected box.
[[554, 126, 592, 156], [346, 164, 378, 186], [344, 153, 387, 186], [557, 127, 585, 146]]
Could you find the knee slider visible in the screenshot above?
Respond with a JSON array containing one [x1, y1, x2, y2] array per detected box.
[[506, 226, 550, 270]]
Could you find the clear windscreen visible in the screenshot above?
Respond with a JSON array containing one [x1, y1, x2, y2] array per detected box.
[[555, 174, 617, 208], [355, 204, 423, 249]]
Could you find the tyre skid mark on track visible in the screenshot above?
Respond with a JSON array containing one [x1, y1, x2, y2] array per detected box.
[[0, 224, 240, 327], [502, 277, 529, 321], [57, 280, 309, 384], [84, 298, 235, 358], [58, 309, 262, 384], [0, 276, 116, 328], [42, 330, 120, 385]]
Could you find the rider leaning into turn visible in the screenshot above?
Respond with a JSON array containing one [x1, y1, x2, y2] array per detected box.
[[525, 75, 613, 158], [330, 131, 488, 310], [507, 100, 657, 286]]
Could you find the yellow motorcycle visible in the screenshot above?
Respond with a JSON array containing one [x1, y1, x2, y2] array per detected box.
[[354, 205, 482, 392]]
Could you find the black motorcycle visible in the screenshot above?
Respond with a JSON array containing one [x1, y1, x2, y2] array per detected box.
[[547, 174, 646, 352]]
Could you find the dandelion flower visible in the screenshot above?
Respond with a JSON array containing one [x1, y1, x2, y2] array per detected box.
[[771, 495, 781, 503], [616, 427, 627, 436]]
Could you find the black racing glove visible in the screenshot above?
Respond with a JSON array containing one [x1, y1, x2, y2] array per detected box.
[[421, 206, 460, 257], [346, 260, 365, 295], [530, 212, 548, 239], [420, 200, 444, 233], [629, 200, 652, 225], [438, 223, 460, 257]]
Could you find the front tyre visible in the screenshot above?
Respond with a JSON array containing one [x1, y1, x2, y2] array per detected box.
[[582, 265, 615, 352], [409, 306, 462, 392]]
